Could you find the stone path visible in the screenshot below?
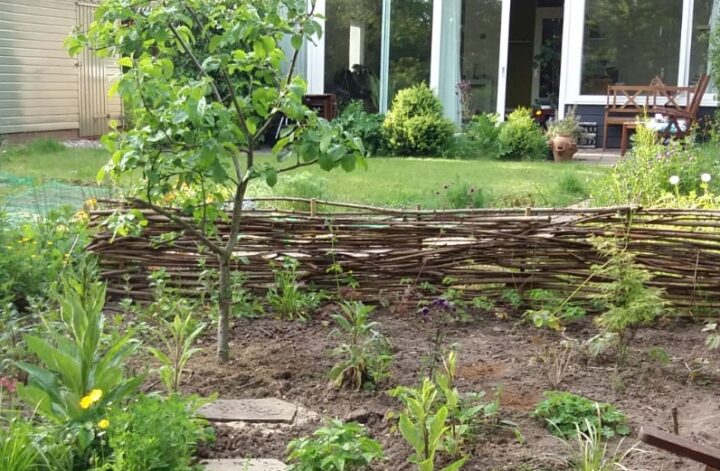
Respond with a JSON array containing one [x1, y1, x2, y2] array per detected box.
[[198, 398, 297, 424], [201, 459, 286, 471], [574, 148, 621, 166], [199, 398, 299, 470]]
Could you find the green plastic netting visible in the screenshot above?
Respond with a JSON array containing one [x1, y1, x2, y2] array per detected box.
[[0, 173, 117, 220]]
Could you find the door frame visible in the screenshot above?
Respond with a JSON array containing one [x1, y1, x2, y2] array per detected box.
[[531, 7, 563, 104], [496, 0, 511, 117]]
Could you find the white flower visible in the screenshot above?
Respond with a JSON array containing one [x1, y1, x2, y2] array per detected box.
[[669, 175, 680, 186], [702, 173, 712, 183]]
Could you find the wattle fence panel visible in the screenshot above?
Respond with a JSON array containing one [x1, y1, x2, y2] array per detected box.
[[88, 200, 720, 313]]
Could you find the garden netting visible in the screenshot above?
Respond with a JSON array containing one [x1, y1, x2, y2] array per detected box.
[[0, 173, 116, 221]]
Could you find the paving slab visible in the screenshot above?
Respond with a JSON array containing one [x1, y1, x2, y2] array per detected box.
[[201, 459, 286, 471], [198, 398, 297, 424]]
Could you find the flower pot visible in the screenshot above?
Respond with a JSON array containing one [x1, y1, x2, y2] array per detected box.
[[550, 134, 578, 162]]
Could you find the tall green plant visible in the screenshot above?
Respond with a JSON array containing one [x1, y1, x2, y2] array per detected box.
[[148, 312, 206, 394], [16, 272, 141, 453], [390, 379, 467, 471], [67, 0, 364, 363], [329, 301, 392, 390]]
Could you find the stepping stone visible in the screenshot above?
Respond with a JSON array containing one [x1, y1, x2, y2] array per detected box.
[[198, 399, 297, 424], [201, 459, 286, 471]]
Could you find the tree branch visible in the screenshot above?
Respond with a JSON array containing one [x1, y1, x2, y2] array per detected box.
[[167, 23, 223, 103], [276, 158, 319, 175], [130, 198, 224, 256]]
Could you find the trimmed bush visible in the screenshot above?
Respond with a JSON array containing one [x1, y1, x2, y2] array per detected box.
[[383, 83, 455, 156], [497, 108, 548, 161]]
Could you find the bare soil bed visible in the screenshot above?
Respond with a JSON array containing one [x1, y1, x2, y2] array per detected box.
[[184, 309, 720, 470]]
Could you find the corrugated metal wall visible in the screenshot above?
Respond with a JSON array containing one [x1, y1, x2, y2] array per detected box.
[[0, 0, 120, 137]]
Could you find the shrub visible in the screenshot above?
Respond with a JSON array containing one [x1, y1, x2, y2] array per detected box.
[[591, 126, 720, 206], [383, 83, 455, 156], [329, 301, 393, 390], [337, 101, 386, 156], [104, 394, 213, 471], [287, 419, 384, 471], [464, 113, 501, 159], [497, 108, 548, 161], [532, 391, 630, 439], [0, 208, 90, 308]]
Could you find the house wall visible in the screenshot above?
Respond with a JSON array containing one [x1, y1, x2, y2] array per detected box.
[[0, 0, 119, 140]]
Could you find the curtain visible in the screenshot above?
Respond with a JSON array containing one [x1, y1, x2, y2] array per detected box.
[[431, 0, 462, 123]]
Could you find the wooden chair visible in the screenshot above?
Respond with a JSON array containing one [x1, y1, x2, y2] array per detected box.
[[639, 426, 720, 471], [651, 74, 710, 140], [603, 85, 658, 149]]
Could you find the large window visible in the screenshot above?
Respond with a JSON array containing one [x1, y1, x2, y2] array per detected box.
[[324, 0, 383, 111], [690, 0, 718, 87], [581, 0, 684, 95], [388, 0, 433, 102], [460, 0, 502, 114]]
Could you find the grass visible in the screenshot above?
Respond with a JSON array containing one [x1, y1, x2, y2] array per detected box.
[[0, 139, 609, 209]]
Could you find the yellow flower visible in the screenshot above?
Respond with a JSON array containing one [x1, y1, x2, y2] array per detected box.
[[79, 389, 103, 409], [85, 198, 98, 209], [98, 419, 110, 429]]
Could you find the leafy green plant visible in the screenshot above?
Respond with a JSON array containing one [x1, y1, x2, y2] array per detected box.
[[383, 83, 455, 156], [337, 101, 386, 156], [104, 394, 213, 471], [329, 301, 393, 390], [68, 0, 365, 363], [148, 312, 206, 394], [15, 270, 142, 461], [497, 108, 548, 161], [390, 378, 468, 471], [267, 258, 323, 320], [546, 108, 584, 142], [436, 181, 485, 209], [552, 419, 641, 471], [464, 113, 501, 159], [287, 419, 384, 471], [704, 321, 720, 350], [0, 208, 89, 309], [532, 392, 630, 439], [523, 290, 586, 332]]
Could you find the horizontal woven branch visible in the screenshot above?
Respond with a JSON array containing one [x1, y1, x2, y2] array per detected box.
[[89, 200, 720, 315]]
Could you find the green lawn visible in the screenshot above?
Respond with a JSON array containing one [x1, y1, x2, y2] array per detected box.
[[0, 140, 609, 209]]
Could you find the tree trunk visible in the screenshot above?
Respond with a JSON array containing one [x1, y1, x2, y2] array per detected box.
[[217, 253, 232, 363]]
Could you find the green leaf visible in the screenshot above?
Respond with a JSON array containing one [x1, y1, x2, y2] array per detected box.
[[265, 167, 278, 187], [117, 56, 133, 68], [209, 35, 223, 53]]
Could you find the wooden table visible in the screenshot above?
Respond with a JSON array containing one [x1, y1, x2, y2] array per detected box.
[[620, 121, 639, 157]]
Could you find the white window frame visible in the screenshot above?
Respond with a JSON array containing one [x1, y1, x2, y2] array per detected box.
[[561, 0, 716, 108]]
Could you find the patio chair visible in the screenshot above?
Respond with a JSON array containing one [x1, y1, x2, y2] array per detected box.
[[603, 84, 658, 149], [650, 74, 710, 140], [639, 426, 720, 471]]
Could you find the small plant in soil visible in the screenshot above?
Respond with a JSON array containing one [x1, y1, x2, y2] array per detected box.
[[286, 419, 384, 471], [551, 419, 643, 471], [390, 378, 468, 471], [267, 258, 323, 321], [523, 289, 586, 332], [704, 321, 720, 350], [532, 391, 630, 439], [148, 311, 206, 394], [329, 301, 392, 390], [589, 236, 666, 360], [533, 338, 578, 389]]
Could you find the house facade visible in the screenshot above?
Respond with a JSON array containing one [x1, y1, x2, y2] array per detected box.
[[302, 0, 719, 147], [0, 0, 122, 141]]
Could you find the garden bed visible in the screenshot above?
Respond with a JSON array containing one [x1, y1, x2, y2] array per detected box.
[[182, 309, 720, 470]]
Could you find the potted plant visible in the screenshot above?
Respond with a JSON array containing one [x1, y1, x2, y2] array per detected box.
[[547, 108, 584, 162]]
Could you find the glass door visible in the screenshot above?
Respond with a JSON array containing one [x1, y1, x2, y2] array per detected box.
[[460, 0, 507, 117], [532, 7, 563, 108]]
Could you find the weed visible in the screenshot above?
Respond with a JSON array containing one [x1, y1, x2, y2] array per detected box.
[[551, 419, 642, 471], [534, 339, 578, 389], [532, 392, 630, 439]]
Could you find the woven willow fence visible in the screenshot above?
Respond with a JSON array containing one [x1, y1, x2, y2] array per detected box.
[[88, 199, 720, 312]]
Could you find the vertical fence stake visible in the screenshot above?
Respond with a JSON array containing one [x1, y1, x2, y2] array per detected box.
[[310, 198, 317, 217]]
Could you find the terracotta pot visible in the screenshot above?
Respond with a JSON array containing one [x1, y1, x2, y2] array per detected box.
[[550, 134, 578, 162]]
